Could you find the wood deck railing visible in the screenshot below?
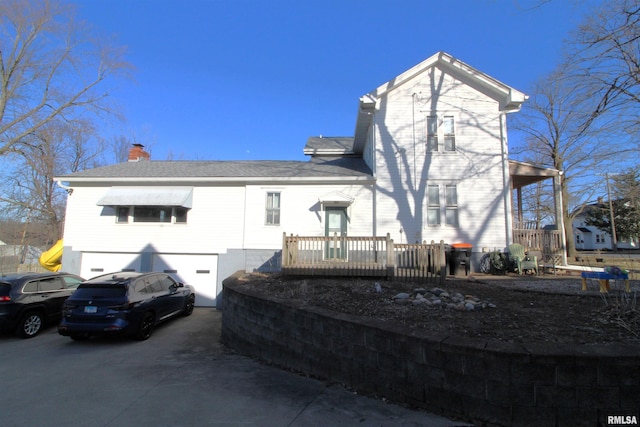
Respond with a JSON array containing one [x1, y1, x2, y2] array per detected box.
[[512, 228, 564, 265], [282, 233, 447, 284]]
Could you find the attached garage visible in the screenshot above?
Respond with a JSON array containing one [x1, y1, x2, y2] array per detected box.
[[152, 254, 218, 307], [79, 252, 218, 307], [81, 252, 142, 279]]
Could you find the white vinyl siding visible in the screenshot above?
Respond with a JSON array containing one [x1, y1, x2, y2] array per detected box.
[[372, 66, 508, 248], [64, 186, 245, 254], [242, 184, 374, 249]]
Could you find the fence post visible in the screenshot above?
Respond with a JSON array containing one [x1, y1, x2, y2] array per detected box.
[[386, 233, 395, 279], [292, 234, 299, 264], [282, 233, 288, 267], [438, 240, 446, 285]]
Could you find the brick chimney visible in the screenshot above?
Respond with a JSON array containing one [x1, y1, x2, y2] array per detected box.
[[128, 144, 150, 161]]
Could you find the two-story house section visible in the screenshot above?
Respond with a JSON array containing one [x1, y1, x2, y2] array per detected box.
[[350, 52, 526, 249]]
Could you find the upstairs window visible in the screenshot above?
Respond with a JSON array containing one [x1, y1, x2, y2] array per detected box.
[[443, 116, 456, 151], [424, 114, 456, 152], [426, 116, 438, 152], [265, 192, 281, 225]]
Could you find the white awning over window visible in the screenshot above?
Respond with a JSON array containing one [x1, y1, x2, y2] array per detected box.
[[97, 187, 193, 208]]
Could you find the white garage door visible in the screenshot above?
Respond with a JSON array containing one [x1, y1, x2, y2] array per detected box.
[[80, 252, 142, 280], [79, 252, 218, 307], [152, 254, 218, 307]]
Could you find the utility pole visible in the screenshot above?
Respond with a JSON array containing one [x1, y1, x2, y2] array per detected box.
[[605, 173, 618, 252]]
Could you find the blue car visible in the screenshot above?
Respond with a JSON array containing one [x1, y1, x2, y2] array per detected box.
[[58, 272, 195, 341]]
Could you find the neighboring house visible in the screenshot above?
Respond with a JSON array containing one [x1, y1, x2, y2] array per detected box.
[[56, 51, 556, 307], [572, 203, 639, 251]]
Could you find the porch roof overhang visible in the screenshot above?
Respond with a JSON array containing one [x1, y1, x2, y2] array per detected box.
[[318, 191, 354, 207], [97, 186, 194, 208], [509, 160, 560, 189]]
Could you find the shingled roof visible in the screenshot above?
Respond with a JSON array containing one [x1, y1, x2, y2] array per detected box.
[[303, 137, 355, 156], [57, 156, 372, 183]]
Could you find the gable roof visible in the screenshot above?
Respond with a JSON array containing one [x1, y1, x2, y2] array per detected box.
[[369, 51, 527, 110], [56, 157, 373, 185], [353, 51, 527, 155]]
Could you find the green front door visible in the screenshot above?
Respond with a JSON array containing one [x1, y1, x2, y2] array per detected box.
[[325, 207, 347, 259]]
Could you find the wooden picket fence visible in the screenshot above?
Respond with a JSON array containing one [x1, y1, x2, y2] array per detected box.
[[281, 233, 446, 284]]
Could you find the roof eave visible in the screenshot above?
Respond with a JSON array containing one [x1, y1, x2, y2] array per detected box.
[[370, 51, 528, 112], [56, 176, 376, 185]]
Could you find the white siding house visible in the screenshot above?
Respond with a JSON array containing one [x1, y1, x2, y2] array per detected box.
[[572, 204, 638, 251], [56, 51, 546, 307]]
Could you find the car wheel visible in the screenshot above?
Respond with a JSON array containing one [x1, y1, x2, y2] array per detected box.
[[16, 311, 43, 339], [183, 295, 195, 316], [135, 312, 155, 341]]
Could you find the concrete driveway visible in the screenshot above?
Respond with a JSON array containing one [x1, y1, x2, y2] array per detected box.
[[0, 308, 467, 427]]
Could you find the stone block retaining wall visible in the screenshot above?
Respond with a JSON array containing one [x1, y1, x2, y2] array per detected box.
[[221, 276, 640, 427]]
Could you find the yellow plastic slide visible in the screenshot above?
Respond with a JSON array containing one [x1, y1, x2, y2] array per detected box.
[[39, 239, 63, 272]]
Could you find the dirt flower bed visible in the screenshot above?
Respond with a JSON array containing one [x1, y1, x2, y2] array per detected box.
[[233, 272, 640, 345]]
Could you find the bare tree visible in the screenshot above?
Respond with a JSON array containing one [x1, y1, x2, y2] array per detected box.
[[109, 134, 134, 163], [566, 0, 640, 135], [511, 69, 635, 256], [108, 126, 157, 163], [0, 119, 103, 245], [0, 0, 131, 157]]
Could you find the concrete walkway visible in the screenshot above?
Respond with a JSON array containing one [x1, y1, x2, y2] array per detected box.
[[0, 308, 469, 426]]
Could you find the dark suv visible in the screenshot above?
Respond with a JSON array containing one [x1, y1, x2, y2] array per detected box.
[[0, 272, 85, 338], [58, 272, 195, 341]]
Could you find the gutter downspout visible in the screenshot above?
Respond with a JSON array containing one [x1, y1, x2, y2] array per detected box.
[[372, 109, 378, 238], [56, 180, 73, 195], [499, 112, 513, 248]]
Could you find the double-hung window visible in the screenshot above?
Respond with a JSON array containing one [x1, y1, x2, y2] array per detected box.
[[425, 114, 456, 152], [445, 185, 458, 226], [116, 207, 130, 223], [427, 185, 441, 226], [443, 116, 456, 151], [427, 184, 459, 227], [265, 192, 281, 225], [426, 116, 438, 152]]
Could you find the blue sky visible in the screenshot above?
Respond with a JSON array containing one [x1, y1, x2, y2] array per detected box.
[[74, 0, 597, 162]]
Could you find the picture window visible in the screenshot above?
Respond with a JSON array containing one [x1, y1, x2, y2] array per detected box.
[[115, 206, 188, 224]]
